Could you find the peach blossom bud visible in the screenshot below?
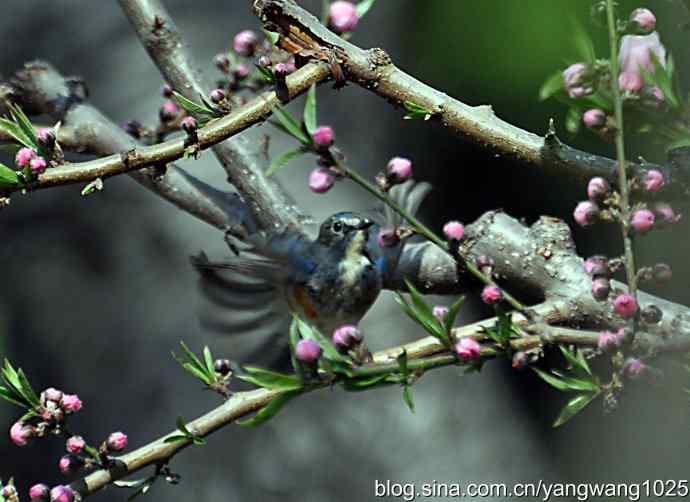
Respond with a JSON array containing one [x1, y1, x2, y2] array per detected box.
[[50, 485, 74, 502], [630, 8, 656, 33], [614, 293, 638, 318], [37, 128, 56, 149], [652, 203, 681, 224], [332, 325, 362, 353], [10, 421, 32, 446], [312, 126, 334, 147], [650, 86, 664, 102], [61, 394, 82, 413], [618, 70, 643, 92], [455, 337, 481, 361], [587, 176, 610, 200], [573, 201, 599, 227], [562, 63, 592, 98], [591, 277, 610, 301], [30, 157, 47, 173], [619, 32, 666, 75], [43, 388, 63, 403], [442, 221, 464, 241], [630, 208, 655, 233], [623, 357, 645, 378], [29, 483, 50, 501], [583, 109, 606, 129], [256, 55, 271, 68], [107, 431, 128, 452], [273, 62, 290, 76], [308, 167, 336, 193], [2, 484, 17, 501], [15, 147, 36, 167], [66, 436, 85, 454], [181, 116, 197, 134], [329, 1, 359, 33], [58, 455, 79, 474], [234, 63, 250, 79], [233, 30, 258, 56], [295, 339, 322, 363], [159, 100, 179, 122], [210, 89, 225, 103], [481, 285, 502, 305], [584, 255, 609, 277], [160, 84, 174, 97], [376, 227, 399, 248], [386, 157, 412, 183], [598, 329, 623, 351], [432, 305, 449, 322], [643, 169, 664, 192]]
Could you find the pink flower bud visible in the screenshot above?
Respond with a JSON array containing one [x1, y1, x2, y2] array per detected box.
[[312, 126, 334, 147], [630, 208, 655, 233], [573, 201, 599, 227], [623, 357, 645, 378], [58, 455, 76, 474], [650, 86, 664, 102], [598, 328, 623, 352], [50, 485, 74, 502], [273, 62, 290, 76], [630, 8, 656, 33], [591, 277, 611, 301], [234, 63, 250, 79], [442, 221, 465, 241], [106, 431, 128, 452], [181, 116, 197, 134], [308, 167, 336, 193], [386, 157, 412, 183], [233, 30, 258, 56], [481, 285, 502, 305], [30, 157, 47, 173], [66, 436, 86, 454], [455, 337, 481, 361], [614, 293, 638, 318], [583, 109, 606, 129], [285, 57, 297, 73], [10, 421, 32, 447], [159, 100, 179, 122], [584, 255, 609, 277], [295, 339, 322, 363], [329, 1, 359, 33], [432, 305, 449, 322], [511, 351, 529, 370], [562, 63, 592, 98], [29, 483, 50, 501], [643, 169, 664, 192], [376, 227, 399, 248], [652, 203, 681, 224], [587, 176, 610, 200], [210, 89, 225, 103], [37, 128, 56, 149], [15, 147, 36, 167], [619, 32, 666, 75], [332, 325, 362, 353], [161, 84, 174, 97], [42, 387, 63, 403], [61, 394, 82, 413], [618, 70, 643, 92]]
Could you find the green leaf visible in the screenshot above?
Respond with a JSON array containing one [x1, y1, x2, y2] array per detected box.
[[532, 367, 570, 391], [402, 385, 415, 413], [7, 103, 38, 147], [181, 363, 212, 385], [179, 342, 207, 374], [266, 147, 306, 177], [16, 368, 40, 407], [255, 64, 274, 83], [237, 366, 304, 391], [539, 70, 565, 101], [0, 386, 26, 408], [402, 279, 446, 340], [303, 85, 317, 135], [443, 295, 465, 334], [341, 374, 390, 391], [402, 100, 433, 121], [397, 350, 409, 380], [237, 390, 300, 427], [559, 346, 589, 375], [171, 91, 216, 117], [175, 415, 191, 435], [263, 30, 280, 45], [163, 434, 188, 444], [565, 107, 581, 134], [270, 105, 311, 145], [642, 51, 679, 108], [203, 346, 215, 377], [571, 20, 596, 63], [0, 118, 33, 149], [553, 392, 598, 427], [0, 163, 20, 188], [356, 0, 377, 18]]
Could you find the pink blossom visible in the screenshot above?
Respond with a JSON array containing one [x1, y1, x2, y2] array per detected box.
[[58, 455, 72, 474], [481, 285, 502, 305], [329, 1, 359, 33], [586, 177, 610, 200], [630, 8, 656, 33], [50, 485, 74, 502], [573, 201, 599, 227], [442, 221, 465, 241], [234, 63, 250, 78], [233, 30, 258, 56], [308, 167, 336, 193], [598, 328, 623, 351], [66, 435, 85, 454], [652, 203, 681, 224], [623, 357, 645, 378], [61, 394, 82, 412], [10, 421, 31, 447], [643, 169, 664, 192], [29, 483, 50, 501], [563, 63, 592, 98], [630, 209, 655, 233], [432, 305, 449, 322], [618, 70, 644, 92], [312, 126, 334, 147], [43, 387, 63, 403], [29, 157, 48, 173], [614, 294, 638, 318], [332, 325, 362, 352], [15, 147, 36, 167], [584, 255, 609, 277], [583, 109, 606, 129], [619, 32, 666, 76], [386, 157, 412, 183], [591, 277, 610, 301], [455, 337, 481, 361], [210, 88, 225, 103], [295, 339, 322, 363], [107, 431, 129, 452]]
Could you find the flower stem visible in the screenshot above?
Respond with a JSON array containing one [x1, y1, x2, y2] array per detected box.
[[605, 0, 638, 300]]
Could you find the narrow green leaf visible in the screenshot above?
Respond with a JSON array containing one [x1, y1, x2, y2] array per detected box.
[[571, 21, 596, 63], [0, 386, 27, 408], [394, 294, 446, 343], [266, 147, 305, 177], [0, 118, 33, 149], [237, 390, 300, 427], [237, 366, 304, 391], [303, 85, 317, 135], [559, 346, 589, 376], [181, 363, 212, 385], [553, 392, 598, 427], [163, 434, 188, 444], [175, 415, 192, 436], [263, 30, 279, 45], [203, 346, 215, 377], [443, 295, 465, 334], [539, 70, 565, 101], [171, 91, 216, 117], [402, 385, 415, 413], [179, 342, 207, 374], [255, 64, 274, 83], [403, 279, 445, 339], [16, 368, 40, 407], [8, 103, 38, 147], [356, 0, 377, 18], [0, 163, 20, 188], [397, 350, 409, 380], [270, 105, 311, 145], [532, 367, 570, 391], [341, 374, 390, 391]]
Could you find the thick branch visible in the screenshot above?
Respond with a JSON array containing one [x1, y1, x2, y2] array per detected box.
[[252, 0, 690, 199]]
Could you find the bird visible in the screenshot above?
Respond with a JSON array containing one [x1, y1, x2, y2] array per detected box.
[[191, 180, 431, 367]]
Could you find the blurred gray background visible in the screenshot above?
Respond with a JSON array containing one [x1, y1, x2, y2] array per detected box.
[[2, 1, 690, 501]]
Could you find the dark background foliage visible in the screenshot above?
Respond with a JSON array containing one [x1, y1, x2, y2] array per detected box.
[[1, 1, 690, 500]]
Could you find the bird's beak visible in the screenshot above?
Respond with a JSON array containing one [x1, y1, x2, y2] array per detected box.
[[355, 218, 374, 230]]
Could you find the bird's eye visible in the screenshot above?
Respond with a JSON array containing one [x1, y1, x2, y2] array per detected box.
[[332, 221, 343, 233]]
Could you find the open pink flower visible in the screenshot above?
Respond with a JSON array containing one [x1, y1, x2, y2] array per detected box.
[[455, 337, 481, 361]]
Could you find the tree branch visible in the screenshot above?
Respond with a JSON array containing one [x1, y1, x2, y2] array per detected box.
[[252, 0, 690, 200]]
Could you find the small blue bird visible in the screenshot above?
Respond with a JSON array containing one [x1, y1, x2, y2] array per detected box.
[[192, 180, 430, 366]]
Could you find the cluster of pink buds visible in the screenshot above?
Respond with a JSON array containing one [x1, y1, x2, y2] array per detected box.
[[15, 147, 48, 175], [9, 389, 83, 447], [27, 484, 74, 502]]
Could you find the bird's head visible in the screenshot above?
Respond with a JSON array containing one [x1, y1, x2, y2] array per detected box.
[[317, 212, 375, 250]]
